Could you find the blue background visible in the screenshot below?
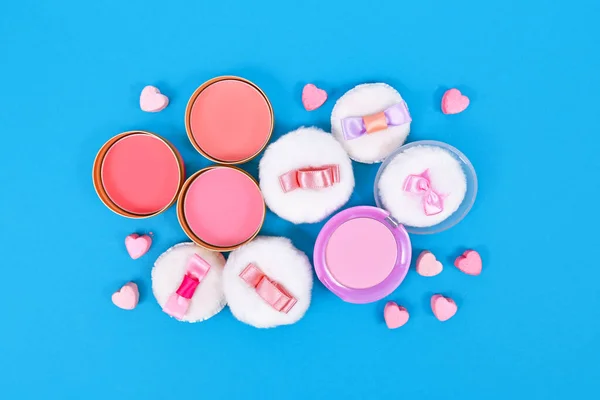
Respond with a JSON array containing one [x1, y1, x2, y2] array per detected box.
[[1, 0, 599, 398]]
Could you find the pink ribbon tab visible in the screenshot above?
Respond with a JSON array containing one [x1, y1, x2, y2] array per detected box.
[[239, 264, 297, 313], [403, 169, 445, 216], [163, 254, 212, 320], [279, 164, 340, 193]]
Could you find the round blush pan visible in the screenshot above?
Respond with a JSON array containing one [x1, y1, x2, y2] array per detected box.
[[186, 76, 273, 164], [93, 131, 184, 218], [314, 206, 411, 304], [178, 166, 265, 251]]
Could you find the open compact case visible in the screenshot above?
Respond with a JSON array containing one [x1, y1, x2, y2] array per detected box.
[[314, 140, 477, 303], [259, 127, 354, 224], [331, 83, 412, 164]]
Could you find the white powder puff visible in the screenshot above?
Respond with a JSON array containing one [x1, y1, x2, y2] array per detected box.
[[223, 236, 313, 328], [259, 127, 354, 224], [378, 145, 467, 227], [331, 83, 411, 163], [151, 242, 227, 323]]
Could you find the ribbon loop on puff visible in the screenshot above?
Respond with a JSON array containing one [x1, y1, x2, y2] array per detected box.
[[239, 264, 297, 313], [403, 169, 445, 216], [341, 101, 412, 140], [279, 164, 340, 193], [163, 254, 211, 320]]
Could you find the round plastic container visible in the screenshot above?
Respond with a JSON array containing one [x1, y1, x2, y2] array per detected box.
[[374, 140, 477, 234]]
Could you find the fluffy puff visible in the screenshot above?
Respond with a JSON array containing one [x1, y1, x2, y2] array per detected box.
[[259, 127, 354, 224], [378, 145, 467, 227], [331, 83, 411, 163], [151, 242, 227, 323], [223, 236, 313, 328]]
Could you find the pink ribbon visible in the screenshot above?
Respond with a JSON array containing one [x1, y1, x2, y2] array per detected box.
[[163, 254, 211, 319], [279, 164, 340, 193], [403, 169, 445, 216], [239, 264, 297, 313]]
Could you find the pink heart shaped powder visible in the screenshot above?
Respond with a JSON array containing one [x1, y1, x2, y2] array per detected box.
[[112, 282, 139, 310], [431, 294, 457, 321], [416, 251, 443, 277], [384, 301, 409, 329], [441, 88, 469, 115], [302, 84, 327, 111], [140, 85, 169, 112], [125, 234, 152, 259], [454, 250, 482, 276]]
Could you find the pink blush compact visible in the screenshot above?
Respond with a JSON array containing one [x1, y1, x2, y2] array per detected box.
[[93, 131, 184, 218], [186, 76, 274, 164], [178, 166, 265, 251]]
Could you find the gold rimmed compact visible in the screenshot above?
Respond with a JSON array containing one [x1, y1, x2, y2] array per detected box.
[[93, 131, 185, 218], [185, 76, 274, 164]]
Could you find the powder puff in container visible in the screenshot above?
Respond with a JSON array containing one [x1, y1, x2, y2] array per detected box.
[[259, 127, 355, 224], [375, 140, 477, 234], [92, 131, 185, 218], [152, 242, 227, 322], [331, 83, 411, 164], [177, 166, 265, 251], [313, 206, 412, 304], [185, 76, 274, 164], [223, 236, 313, 328]]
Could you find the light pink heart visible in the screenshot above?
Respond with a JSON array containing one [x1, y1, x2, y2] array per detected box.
[[431, 295, 457, 321], [140, 85, 169, 112], [384, 302, 410, 329], [416, 251, 443, 277], [125, 234, 152, 259], [441, 88, 469, 115], [112, 282, 139, 310], [454, 250, 482, 276], [302, 84, 327, 111]]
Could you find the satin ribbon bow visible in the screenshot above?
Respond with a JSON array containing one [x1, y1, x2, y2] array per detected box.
[[341, 102, 411, 140], [403, 169, 445, 216], [279, 164, 340, 193], [239, 264, 297, 313], [163, 254, 211, 320]]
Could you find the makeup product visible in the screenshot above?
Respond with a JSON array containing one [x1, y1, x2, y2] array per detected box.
[[313, 206, 411, 304], [259, 127, 354, 224], [140, 85, 169, 112], [185, 76, 274, 164], [223, 236, 313, 328], [375, 140, 477, 234], [177, 166, 265, 251], [151, 243, 226, 323], [331, 83, 411, 163], [93, 131, 184, 218]]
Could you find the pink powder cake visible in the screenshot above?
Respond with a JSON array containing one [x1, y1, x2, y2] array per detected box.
[[187, 77, 273, 163], [99, 133, 182, 216], [180, 166, 265, 250]]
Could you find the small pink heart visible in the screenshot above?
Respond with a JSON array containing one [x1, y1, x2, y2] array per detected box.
[[431, 295, 457, 321], [384, 302, 410, 329], [125, 234, 152, 259], [441, 88, 469, 115], [416, 251, 443, 277], [112, 282, 139, 310], [140, 85, 169, 112], [454, 250, 482, 276], [302, 84, 327, 111]]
